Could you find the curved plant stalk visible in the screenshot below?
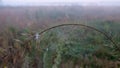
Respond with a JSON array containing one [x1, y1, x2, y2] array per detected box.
[[38, 24, 120, 51]]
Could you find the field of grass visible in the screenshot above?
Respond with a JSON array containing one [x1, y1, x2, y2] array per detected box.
[[0, 20, 120, 68]]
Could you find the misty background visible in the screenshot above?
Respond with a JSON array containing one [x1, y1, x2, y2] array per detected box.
[[0, 0, 120, 6]]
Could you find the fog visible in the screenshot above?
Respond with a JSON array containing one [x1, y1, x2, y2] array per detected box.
[[1, 0, 120, 6]]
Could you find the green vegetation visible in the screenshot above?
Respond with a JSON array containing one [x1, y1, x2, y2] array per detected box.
[[0, 21, 120, 68]]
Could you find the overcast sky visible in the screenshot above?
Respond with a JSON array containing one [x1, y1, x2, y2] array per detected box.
[[2, 0, 120, 6]]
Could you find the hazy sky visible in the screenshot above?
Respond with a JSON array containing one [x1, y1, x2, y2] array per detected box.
[[2, 0, 120, 6]]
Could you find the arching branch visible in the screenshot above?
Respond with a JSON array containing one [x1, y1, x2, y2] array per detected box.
[[17, 24, 119, 52], [39, 24, 120, 51]]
